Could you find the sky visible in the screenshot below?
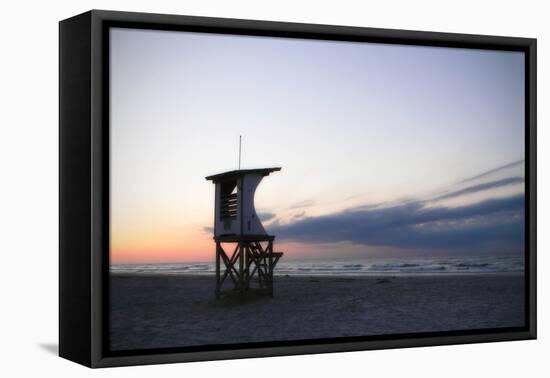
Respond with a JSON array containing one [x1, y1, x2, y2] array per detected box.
[[109, 27, 525, 264]]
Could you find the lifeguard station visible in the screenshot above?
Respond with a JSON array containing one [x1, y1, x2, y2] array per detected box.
[[205, 167, 283, 299]]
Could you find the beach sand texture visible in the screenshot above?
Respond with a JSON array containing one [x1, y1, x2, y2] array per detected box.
[[110, 273, 524, 351]]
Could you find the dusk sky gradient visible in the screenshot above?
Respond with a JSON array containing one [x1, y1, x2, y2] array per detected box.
[[109, 28, 525, 264]]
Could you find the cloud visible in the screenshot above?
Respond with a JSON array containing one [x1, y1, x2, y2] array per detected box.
[[434, 176, 524, 201], [289, 199, 316, 209], [460, 159, 524, 183], [269, 194, 524, 249], [291, 211, 306, 220]]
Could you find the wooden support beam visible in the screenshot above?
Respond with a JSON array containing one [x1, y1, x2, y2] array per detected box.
[[215, 242, 221, 299], [219, 243, 241, 286], [214, 237, 283, 299]]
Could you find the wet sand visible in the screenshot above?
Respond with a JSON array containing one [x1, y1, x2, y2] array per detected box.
[[110, 272, 524, 351]]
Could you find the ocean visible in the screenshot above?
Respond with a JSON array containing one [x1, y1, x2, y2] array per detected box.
[[111, 254, 524, 275]]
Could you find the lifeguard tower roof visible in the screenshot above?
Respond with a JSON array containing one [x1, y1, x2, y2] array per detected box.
[[205, 167, 281, 182]]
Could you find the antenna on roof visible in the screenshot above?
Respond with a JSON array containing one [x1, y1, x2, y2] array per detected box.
[[238, 135, 242, 170]]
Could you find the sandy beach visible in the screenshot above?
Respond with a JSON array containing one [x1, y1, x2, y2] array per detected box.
[[110, 272, 524, 351]]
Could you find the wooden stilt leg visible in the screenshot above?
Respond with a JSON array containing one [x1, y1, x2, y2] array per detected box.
[[245, 244, 250, 290], [239, 242, 245, 296], [215, 242, 221, 299], [268, 240, 274, 297]]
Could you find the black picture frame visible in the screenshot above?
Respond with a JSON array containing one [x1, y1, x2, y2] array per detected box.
[[59, 9, 537, 368]]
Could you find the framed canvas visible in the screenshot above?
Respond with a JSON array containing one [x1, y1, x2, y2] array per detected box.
[[59, 10, 537, 368]]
